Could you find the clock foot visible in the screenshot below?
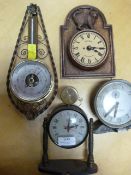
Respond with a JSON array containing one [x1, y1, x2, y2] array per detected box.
[[87, 163, 98, 174], [87, 118, 98, 174], [39, 159, 89, 175]]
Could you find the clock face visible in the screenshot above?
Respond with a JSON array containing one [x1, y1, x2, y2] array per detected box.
[[48, 106, 88, 148], [94, 80, 131, 128], [60, 86, 79, 105], [69, 30, 107, 69]]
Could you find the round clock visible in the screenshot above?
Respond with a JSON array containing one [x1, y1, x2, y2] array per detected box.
[[69, 30, 108, 70], [10, 60, 52, 102], [94, 79, 131, 128], [48, 105, 88, 149], [60, 86, 79, 105]]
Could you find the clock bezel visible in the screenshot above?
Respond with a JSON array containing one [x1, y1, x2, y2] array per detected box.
[[48, 104, 89, 149]]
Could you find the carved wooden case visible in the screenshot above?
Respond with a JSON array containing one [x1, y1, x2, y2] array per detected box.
[[60, 5, 115, 78]]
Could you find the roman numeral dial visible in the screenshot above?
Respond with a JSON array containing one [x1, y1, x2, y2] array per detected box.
[[69, 30, 108, 69]]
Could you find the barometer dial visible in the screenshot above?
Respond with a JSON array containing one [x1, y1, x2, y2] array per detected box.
[[10, 61, 52, 102]]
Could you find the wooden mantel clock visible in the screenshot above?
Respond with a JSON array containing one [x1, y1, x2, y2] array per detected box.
[[61, 5, 115, 78]]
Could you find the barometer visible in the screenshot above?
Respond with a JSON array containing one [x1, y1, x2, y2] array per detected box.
[[7, 4, 58, 119]]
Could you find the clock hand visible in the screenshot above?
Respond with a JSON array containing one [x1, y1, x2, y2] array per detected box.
[[104, 102, 118, 118], [74, 124, 78, 128], [98, 47, 105, 50], [87, 45, 105, 51], [66, 89, 72, 103], [114, 102, 119, 118], [66, 117, 71, 132], [94, 49, 103, 56], [36, 70, 42, 76], [92, 47, 105, 50], [64, 124, 78, 132], [87, 45, 94, 51], [70, 124, 79, 129]]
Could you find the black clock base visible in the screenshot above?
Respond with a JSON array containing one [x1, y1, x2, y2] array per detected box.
[[39, 159, 92, 175]]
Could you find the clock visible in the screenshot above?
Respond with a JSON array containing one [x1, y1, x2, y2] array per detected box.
[[39, 86, 98, 174], [69, 30, 108, 70], [61, 5, 115, 78], [94, 79, 131, 131], [48, 105, 88, 149], [60, 86, 79, 105], [39, 105, 98, 174], [6, 4, 58, 119]]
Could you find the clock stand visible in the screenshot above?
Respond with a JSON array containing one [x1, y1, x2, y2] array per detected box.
[[39, 118, 98, 175], [94, 120, 131, 134]]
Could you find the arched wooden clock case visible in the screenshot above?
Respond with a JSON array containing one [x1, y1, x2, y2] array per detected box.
[[61, 5, 115, 78]]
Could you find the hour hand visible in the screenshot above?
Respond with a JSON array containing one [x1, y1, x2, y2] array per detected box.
[[94, 49, 102, 56]]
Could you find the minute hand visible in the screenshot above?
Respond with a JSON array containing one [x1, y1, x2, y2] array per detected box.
[[104, 102, 119, 118], [92, 47, 105, 50], [114, 102, 119, 118], [87, 46, 105, 51]]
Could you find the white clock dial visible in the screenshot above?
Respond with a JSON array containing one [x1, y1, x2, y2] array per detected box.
[[70, 30, 107, 68], [94, 80, 131, 128], [49, 108, 88, 148], [10, 61, 52, 102]]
